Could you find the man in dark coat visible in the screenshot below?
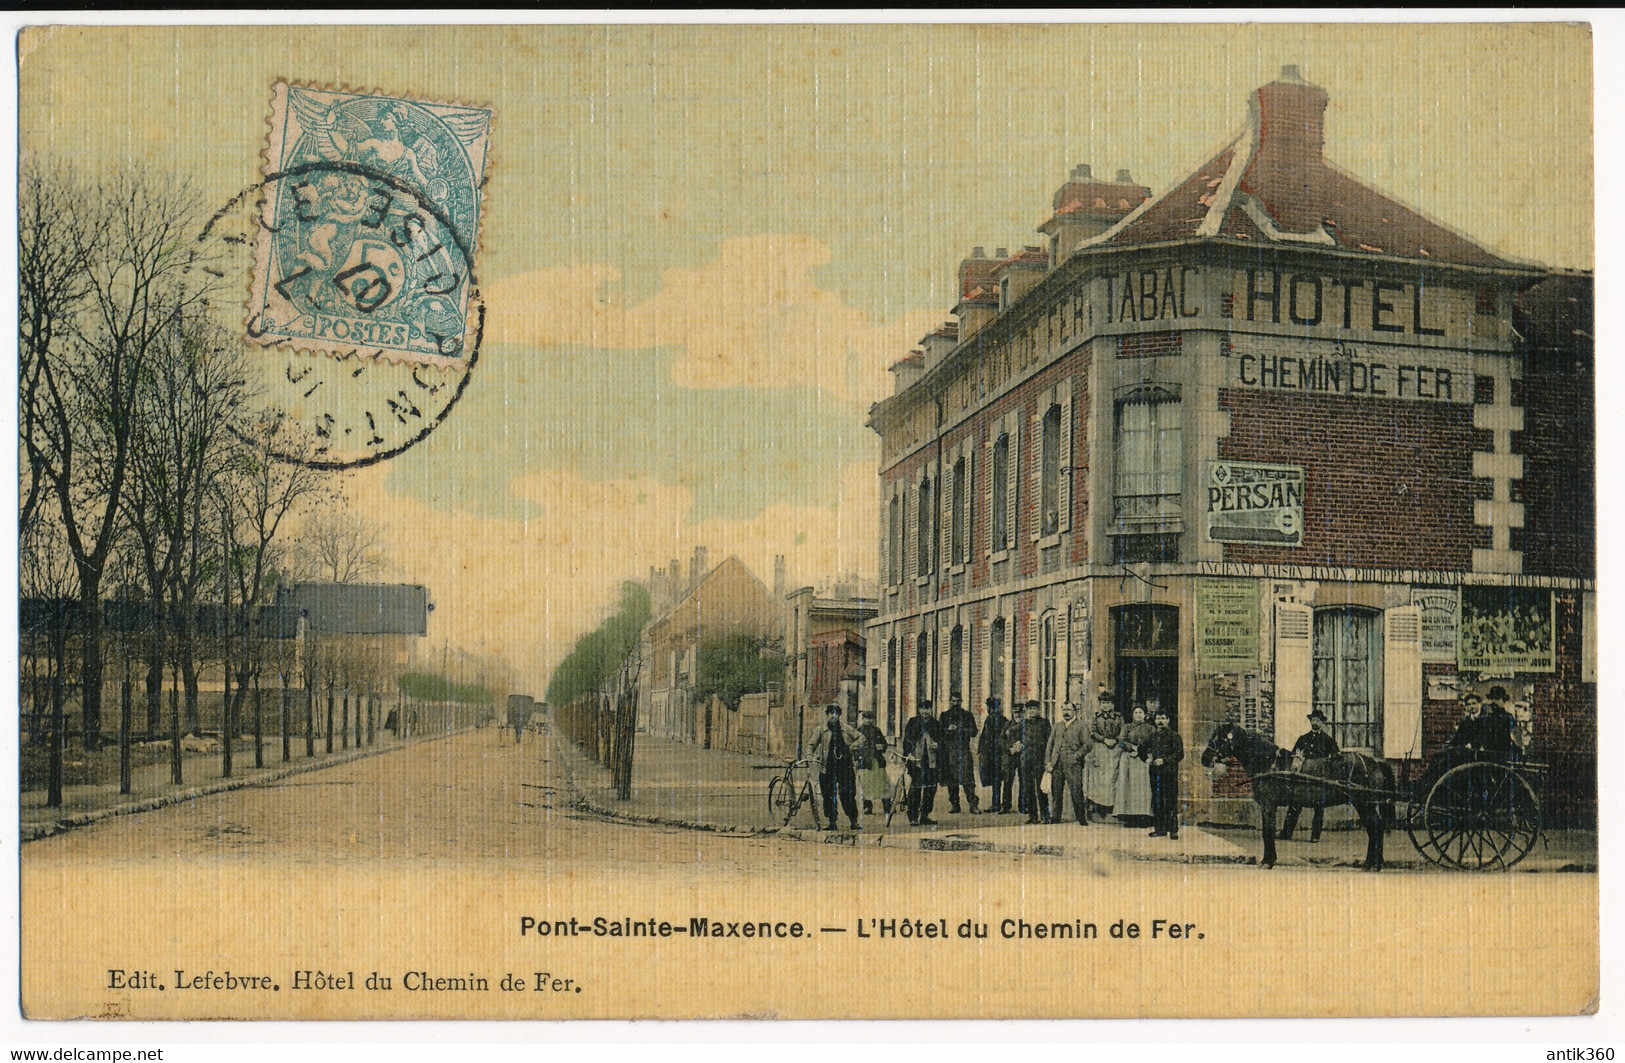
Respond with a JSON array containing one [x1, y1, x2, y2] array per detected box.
[[1279, 709, 1341, 842], [902, 701, 945, 826], [808, 704, 863, 831], [1480, 686, 1517, 754], [978, 697, 1011, 813], [939, 696, 981, 814], [1007, 700, 1052, 824], [1143, 705, 1183, 839]]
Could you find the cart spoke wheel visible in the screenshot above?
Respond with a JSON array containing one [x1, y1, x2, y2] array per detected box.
[[1420, 761, 1540, 871]]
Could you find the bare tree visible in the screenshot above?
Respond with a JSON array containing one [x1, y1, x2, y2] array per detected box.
[[123, 313, 248, 746], [296, 509, 388, 585], [217, 412, 326, 750], [22, 170, 217, 749], [20, 168, 95, 538]]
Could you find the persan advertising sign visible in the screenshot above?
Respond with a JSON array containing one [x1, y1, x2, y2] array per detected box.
[[1206, 462, 1305, 546]]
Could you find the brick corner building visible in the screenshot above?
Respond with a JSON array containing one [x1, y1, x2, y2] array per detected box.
[[866, 67, 1596, 822]]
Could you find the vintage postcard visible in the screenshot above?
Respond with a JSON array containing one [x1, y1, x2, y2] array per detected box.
[[13, 22, 1599, 1026]]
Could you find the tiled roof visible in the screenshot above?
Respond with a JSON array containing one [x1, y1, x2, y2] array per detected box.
[[1094, 72, 1520, 269]]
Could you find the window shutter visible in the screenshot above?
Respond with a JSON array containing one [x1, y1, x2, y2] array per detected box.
[[939, 621, 952, 705], [965, 448, 975, 564], [879, 487, 890, 587], [1025, 609, 1038, 698], [1274, 602, 1313, 747], [1056, 608, 1070, 684], [902, 486, 912, 581], [1005, 415, 1020, 550], [939, 450, 953, 574], [986, 433, 999, 556], [1059, 378, 1074, 533], [1030, 407, 1043, 541], [1383, 606, 1423, 760]]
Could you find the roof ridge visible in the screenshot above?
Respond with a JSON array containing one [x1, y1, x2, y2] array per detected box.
[[1196, 125, 1252, 238], [1078, 129, 1245, 252], [1318, 156, 1542, 270]]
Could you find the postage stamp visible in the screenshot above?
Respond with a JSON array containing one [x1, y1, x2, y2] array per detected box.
[[248, 82, 491, 368]]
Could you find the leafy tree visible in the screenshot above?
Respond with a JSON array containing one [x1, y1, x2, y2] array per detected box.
[[691, 633, 785, 712], [545, 582, 651, 707]]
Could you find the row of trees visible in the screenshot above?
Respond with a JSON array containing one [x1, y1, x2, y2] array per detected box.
[[18, 164, 388, 801]]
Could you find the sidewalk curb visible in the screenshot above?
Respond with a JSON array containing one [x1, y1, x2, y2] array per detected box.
[[20, 731, 466, 843], [543, 726, 1255, 866], [543, 723, 770, 839]]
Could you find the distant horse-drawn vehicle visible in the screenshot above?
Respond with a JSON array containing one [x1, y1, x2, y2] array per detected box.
[[1202, 723, 1543, 872]]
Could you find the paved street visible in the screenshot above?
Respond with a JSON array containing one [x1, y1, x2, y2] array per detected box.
[[22, 720, 1595, 874]]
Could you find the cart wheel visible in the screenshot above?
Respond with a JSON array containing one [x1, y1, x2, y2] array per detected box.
[[768, 776, 792, 823], [1421, 762, 1540, 871], [1403, 799, 1445, 866]]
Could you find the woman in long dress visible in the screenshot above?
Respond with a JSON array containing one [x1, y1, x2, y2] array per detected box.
[[855, 710, 892, 817], [1081, 707, 1122, 821], [1115, 704, 1155, 823]]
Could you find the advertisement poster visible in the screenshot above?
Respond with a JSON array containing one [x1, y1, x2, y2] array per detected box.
[[1195, 579, 1260, 673], [1459, 587, 1557, 674], [1205, 462, 1305, 547]]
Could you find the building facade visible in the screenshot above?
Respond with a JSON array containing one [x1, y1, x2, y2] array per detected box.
[[866, 68, 1596, 820]]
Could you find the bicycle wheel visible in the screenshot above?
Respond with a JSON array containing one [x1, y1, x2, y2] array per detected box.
[[795, 780, 823, 829], [768, 776, 792, 822]]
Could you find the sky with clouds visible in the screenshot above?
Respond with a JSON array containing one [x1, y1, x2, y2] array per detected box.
[[19, 22, 1592, 689]]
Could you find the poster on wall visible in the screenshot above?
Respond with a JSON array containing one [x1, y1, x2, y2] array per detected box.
[[1458, 586, 1556, 673], [1196, 578, 1260, 672], [1068, 597, 1090, 675], [1410, 587, 1460, 662], [1206, 461, 1305, 546]]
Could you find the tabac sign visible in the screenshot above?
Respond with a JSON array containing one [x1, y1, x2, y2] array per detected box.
[[1206, 462, 1304, 546]]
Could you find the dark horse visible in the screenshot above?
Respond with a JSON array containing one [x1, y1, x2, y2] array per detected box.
[[1202, 723, 1396, 871]]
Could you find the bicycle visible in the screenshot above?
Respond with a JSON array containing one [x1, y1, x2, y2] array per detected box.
[[766, 758, 823, 829], [884, 751, 912, 828]]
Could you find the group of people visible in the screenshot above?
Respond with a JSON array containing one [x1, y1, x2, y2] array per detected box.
[[805, 691, 1186, 839]]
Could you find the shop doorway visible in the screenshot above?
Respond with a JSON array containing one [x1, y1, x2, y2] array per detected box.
[[1113, 604, 1180, 723]]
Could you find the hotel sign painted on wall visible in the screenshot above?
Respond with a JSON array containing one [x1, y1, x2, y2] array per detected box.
[[1207, 462, 1305, 546]]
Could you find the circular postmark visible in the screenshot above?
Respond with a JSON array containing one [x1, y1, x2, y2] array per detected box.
[[198, 163, 483, 469]]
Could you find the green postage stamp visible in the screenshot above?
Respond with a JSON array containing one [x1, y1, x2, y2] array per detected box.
[[248, 82, 491, 367]]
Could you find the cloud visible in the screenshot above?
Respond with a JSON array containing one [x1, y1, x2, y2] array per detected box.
[[486, 234, 944, 402]]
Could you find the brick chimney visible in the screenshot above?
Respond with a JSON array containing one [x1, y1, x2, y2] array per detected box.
[[689, 545, 709, 589], [1243, 64, 1330, 234], [1040, 163, 1151, 264], [955, 247, 999, 341]]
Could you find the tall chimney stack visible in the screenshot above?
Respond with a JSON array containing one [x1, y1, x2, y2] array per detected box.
[[1244, 64, 1330, 233]]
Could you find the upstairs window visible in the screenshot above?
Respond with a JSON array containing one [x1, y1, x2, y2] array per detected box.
[[951, 457, 967, 565], [992, 434, 1010, 551], [1041, 404, 1062, 536], [916, 476, 934, 578], [1114, 385, 1183, 527]]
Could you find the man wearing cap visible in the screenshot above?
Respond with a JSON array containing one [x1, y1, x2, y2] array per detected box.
[[978, 697, 1011, 813], [1007, 700, 1052, 824], [1279, 709, 1340, 843], [939, 695, 981, 814], [1142, 706, 1183, 839], [902, 700, 945, 826], [808, 704, 863, 831]]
